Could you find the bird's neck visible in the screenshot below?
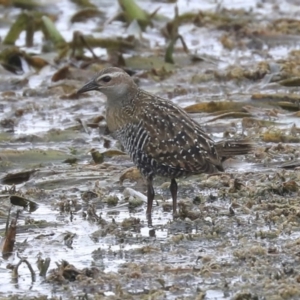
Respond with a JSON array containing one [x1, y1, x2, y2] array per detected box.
[[105, 88, 139, 133]]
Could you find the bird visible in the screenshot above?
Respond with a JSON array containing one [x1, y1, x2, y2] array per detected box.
[[77, 67, 252, 218]]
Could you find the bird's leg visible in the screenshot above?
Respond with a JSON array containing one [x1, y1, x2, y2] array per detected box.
[[170, 178, 178, 215], [146, 177, 155, 216]]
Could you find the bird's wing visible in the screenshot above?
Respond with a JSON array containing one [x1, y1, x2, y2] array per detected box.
[[137, 92, 224, 174]]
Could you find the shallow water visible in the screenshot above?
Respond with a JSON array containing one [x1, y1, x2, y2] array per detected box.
[[1, 0, 300, 299]]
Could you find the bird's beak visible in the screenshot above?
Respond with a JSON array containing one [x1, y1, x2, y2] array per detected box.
[[77, 80, 99, 94]]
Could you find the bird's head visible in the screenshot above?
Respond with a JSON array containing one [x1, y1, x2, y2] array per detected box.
[[77, 67, 138, 103]]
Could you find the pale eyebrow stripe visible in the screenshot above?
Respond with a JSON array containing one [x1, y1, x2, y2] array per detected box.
[[98, 72, 125, 79]]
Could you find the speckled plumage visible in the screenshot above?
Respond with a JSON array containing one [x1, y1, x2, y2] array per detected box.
[[77, 67, 252, 217], [114, 89, 223, 177]]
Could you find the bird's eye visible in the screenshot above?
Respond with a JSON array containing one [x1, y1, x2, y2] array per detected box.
[[101, 76, 111, 83]]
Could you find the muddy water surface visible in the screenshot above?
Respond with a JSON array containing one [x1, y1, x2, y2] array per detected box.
[[1, 0, 300, 299]]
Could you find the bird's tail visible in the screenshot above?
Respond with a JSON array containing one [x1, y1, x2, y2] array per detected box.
[[215, 139, 254, 159]]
